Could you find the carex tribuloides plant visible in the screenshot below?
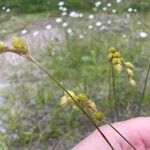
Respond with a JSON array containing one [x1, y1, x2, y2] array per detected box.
[[0, 38, 137, 150], [107, 47, 136, 121]]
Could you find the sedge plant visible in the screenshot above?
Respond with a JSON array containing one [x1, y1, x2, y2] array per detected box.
[[107, 47, 136, 121], [0, 37, 137, 149]]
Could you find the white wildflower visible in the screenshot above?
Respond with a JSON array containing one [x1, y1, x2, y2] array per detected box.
[[89, 14, 94, 19], [96, 21, 102, 27], [56, 17, 62, 23], [95, 1, 101, 7], [139, 31, 148, 38]]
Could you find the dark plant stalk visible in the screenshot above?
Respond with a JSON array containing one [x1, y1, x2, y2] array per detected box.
[[137, 64, 150, 116], [108, 64, 113, 122], [106, 122, 136, 150], [27, 55, 115, 150], [111, 65, 119, 121]]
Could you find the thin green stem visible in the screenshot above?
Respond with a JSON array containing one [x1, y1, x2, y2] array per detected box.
[[106, 122, 136, 150], [27, 55, 115, 150], [137, 64, 150, 116], [111, 65, 119, 121], [108, 64, 113, 122]]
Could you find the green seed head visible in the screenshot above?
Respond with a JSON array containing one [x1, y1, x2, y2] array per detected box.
[[94, 111, 105, 121], [78, 93, 87, 102], [11, 36, 28, 54], [115, 64, 122, 72], [127, 68, 134, 77], [113, 52, 121, 58], [129, 78, 136, 87], [125, 62, 134, 69], [107, 52, 113, 61], [109, 47, 117, 53], [112, 58, 121, 64], [0, 41, 7, 53]]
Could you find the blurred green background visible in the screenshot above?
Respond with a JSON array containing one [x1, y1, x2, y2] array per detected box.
[[0, 0, 150, 14], [0, 0, 150, 150]]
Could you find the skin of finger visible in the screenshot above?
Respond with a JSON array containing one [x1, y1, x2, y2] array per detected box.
[[72, 127, 122, 150], [72, 117, 150, 150], [119, 117, 150, 149]]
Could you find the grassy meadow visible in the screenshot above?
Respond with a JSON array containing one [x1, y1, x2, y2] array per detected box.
[[0, 0, 150, 149]]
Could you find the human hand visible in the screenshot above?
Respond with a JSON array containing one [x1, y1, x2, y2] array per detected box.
[[72, 117, 150, 150]]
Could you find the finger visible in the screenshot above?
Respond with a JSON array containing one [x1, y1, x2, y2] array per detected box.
[[118, 117, 150, 149], [72, 117, 150, 150]]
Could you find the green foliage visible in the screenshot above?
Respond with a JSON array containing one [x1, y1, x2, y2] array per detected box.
[[0, 0, 50, 14], [0, 133, 7, 150], [64, 0, 93, 11], [0, 0, 150, 14]]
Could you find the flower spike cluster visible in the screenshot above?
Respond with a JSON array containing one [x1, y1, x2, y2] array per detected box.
[[124, 62, 136, 86], [107, 47, 123, 72], [59, 91, 105, 121], [0, 36, 29, 57], [107, 47, 136, 86], [11, 36, 28, 54], [0, 41, 8, 53]]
